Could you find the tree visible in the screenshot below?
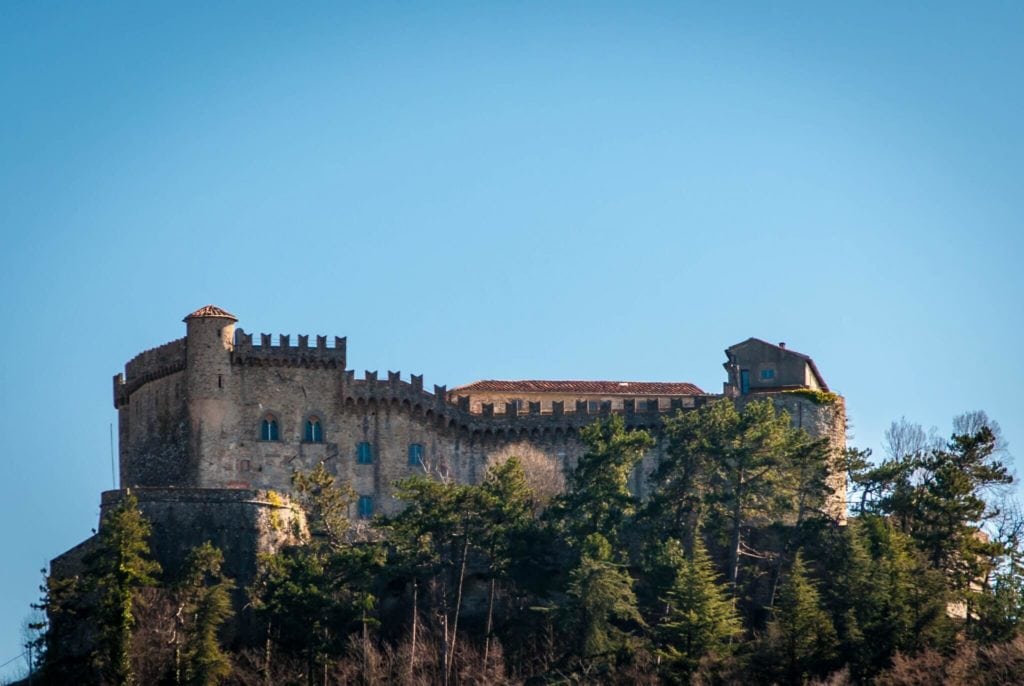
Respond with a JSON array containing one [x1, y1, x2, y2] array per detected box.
[[249, 464, 377, 686], [177, 542, 234, 686], [762, 553, 838, 684], [655, 537, 740, 682], [478, 457, 535, 668], [564, 533, 646, 676], [552, 415, 653, 555], [813, 515, 948, 680], [651, 399, 831, 591], [83, 491, 162, 685]]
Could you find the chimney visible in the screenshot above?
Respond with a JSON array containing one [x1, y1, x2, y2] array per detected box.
[[778, 342, 786, 349]]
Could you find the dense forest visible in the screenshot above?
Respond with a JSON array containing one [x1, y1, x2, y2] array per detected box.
[[26, 399, 1024, 685]]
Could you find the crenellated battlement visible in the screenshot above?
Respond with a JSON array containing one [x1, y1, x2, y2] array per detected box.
[[338, 369, 710, 439], [232, 328, 347, 369], [114, 337, 187, 407]]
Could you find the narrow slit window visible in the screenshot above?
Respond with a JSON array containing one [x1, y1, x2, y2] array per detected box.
[[304, 416, 323, 443], [357, 441, 373, 464]]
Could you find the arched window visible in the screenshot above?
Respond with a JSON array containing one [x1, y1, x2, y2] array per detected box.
[[304, 416, 323, 443], [260, 414, 279, 441]]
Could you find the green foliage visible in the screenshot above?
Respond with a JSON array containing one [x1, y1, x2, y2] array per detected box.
[[179, 542, 234, 686], [251, 465, 383, 684], [655, 537, 740, 681], [565, 533, 647, 672], [33, 410, 1024, 684], [763, 553, 839, 683], [553, 415, 654, 554], [84, 491, 162, 685], [782, 388, 841, 405], [649, 398, 831, 593], [291, 463, 355, 548]]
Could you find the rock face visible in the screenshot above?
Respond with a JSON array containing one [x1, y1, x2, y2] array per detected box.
[[57, 307, 846, 585]]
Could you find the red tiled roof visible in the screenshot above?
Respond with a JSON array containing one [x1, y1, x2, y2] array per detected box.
[[183, 305, 238, 322], [450, 380, 704, 395]]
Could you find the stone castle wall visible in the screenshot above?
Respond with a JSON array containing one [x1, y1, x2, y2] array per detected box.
[[98, 488, 303, 586], [112, 312, 846, 521]]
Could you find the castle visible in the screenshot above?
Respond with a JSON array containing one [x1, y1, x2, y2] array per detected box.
[[54, 305, 846, 585]]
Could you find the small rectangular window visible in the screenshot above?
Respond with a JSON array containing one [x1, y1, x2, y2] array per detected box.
[[760, 368, 776, 380], [408, 443, 424, 466], [357, 441, 373, 464], [587, 400, 600, 412], [358, 495, 374, 519]]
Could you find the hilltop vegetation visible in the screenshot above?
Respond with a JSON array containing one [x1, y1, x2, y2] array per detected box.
[[27, 400, 1024, 685]]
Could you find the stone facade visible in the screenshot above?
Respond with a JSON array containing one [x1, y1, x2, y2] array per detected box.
[[57, 306, 847, 582]]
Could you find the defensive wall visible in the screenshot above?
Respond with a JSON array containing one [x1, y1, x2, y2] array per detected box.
[[111, 308, 846, 519]]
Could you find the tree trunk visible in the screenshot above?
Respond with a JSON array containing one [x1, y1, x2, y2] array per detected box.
[[263, 621, 273, 686], [728, 474, 744, 591], [483, 577, 496, 670], [409, 579, 418, 685], [446, 538, 470, 685]]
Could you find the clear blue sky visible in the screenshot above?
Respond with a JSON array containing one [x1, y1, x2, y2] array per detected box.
[[1, 2, 1021, 677]]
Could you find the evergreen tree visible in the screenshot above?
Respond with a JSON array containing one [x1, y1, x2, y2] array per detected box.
[[178, 542, 234, 686], [564, 533, 646, 675], [648, 399, 830, 592], [552, 415, 653, 555], [655, 537, 740, 682], [250, 465, 376, 685], [763, 553, 838, 684], [83, 491, 162, 685]]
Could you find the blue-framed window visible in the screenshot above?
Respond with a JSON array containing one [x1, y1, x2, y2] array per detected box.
[[260, 415, 279, 441], [357, 441, 373, 464], [740, 370, 750, 394], [760, 368, 776, 381], [358, 495, 374, 519], [304, 416, 323, 443], [408, 443, 424, 466]]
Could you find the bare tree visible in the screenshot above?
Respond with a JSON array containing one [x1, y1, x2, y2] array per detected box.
[[954, 410, 1009, 455], [487, 442, 565, 512], [883, 417, 942, 462]]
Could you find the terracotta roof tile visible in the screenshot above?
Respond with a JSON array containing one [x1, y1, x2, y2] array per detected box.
[[450, 380, 703, 395], [183, 305, 238, 322]]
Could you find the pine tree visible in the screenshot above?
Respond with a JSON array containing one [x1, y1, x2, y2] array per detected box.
[[179, 542, 234, 686], [565, 533, 646, 675], [656, 537, 740, 682], [764, 553, 838, 684], [648, 399, 830, 592], [552, 415, 653, 556]]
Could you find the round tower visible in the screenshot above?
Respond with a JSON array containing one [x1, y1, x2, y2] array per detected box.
[[184, 305, 238, 487]]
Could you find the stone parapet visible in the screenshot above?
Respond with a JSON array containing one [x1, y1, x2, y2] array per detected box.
[[114, 337, 187, 407], [341, 370, 712, 439], [99, 487, 304, 585], [232, 329, 347, 369]]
